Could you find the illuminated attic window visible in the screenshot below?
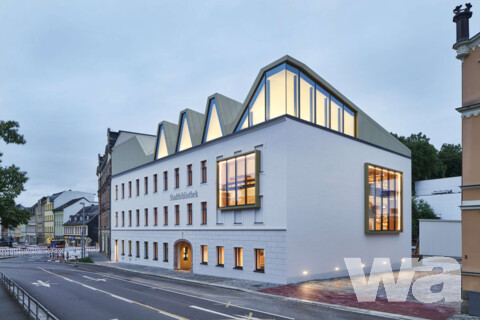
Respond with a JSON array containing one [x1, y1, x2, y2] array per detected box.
[[156, 125, 168, 159], [203, 98, 223, 143], [177, 113, 193, 152]]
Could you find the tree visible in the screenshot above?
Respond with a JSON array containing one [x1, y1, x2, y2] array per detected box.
[[412, 197, 438, 237], [438, 143, 462, 178], [0, 121, 30, 229], [392, 132, 446, 183]]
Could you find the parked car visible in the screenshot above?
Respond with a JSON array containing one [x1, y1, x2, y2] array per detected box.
[[1, 237, 14, 247]]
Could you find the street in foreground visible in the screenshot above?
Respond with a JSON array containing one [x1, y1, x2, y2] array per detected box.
[[0, 255, 398, 320]]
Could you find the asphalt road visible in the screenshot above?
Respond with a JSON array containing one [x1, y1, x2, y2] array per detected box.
[[0, 255, 393, 320]]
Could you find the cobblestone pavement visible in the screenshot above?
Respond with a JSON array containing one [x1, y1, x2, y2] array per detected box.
[[0, 284, 29, 320]]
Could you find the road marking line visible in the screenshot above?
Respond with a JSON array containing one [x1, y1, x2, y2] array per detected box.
[[40, 268, 189, 320], [190, 305, 239, 319], [76, 266, 293, 320], [83, 275, 106, 282]]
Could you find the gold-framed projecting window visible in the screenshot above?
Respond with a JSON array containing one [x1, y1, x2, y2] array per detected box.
[[365, 163, 403, 234], [217, 150, 260, 210]]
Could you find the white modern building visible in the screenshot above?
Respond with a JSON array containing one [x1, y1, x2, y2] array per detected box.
[[415, 176, 461, 220], [110, 56, 412, 284]]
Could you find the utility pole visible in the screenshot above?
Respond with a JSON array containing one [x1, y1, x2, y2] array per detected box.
[[80, 202, 85, 259]]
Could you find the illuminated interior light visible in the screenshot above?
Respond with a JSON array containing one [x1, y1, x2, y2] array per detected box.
[[335, 267, 339, 271], [302, 271, 308, 275]]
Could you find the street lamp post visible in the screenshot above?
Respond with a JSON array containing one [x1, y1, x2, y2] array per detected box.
[[80, 202, 85, 259]]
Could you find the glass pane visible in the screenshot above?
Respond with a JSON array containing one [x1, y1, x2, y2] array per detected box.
[[246, 153, 256, 205], [256, 249, 265, 270], [218, 247, 224, 265], [236, 156, 246, 205], [266, 63, 286, 120], [315, 85, 329, 127], [396, 172, 402, 230], [331, 96, 343, 132], [236, 110, 248, 132], [156, 126, 168, 159], [375, 168, 382, 231], [249, 77, 265, 126], [204, 99, 223, 142], [218, 161, 227, 208], [227, 159, 236, 206], [344, 106, 355, 137], [286, 64, 299, 117], [177, 114, 192, 151], [382, 170, 389, 231], [300, 72, 315, 122], [388, 172, 396, 231], [368, 166, 375, 231]]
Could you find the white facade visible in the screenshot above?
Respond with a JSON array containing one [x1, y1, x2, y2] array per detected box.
[[419, 220, 461, 257], [415, 177, 461, 220], [111, 117, 411, 284]]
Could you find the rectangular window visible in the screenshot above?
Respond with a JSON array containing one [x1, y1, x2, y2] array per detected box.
[[234, 247, 243, 269], [255, 249, 265, 272], [201, 202, 207, 225], [144, 209, 148, 226], [344, 105, 355, 137], [187, 164, 192, 186], [330, 96, 343, 133], [144, 177, 148, 194], [187, 203, 192, 225], [129, 210, 132, 226], [115, 185, 118, 200], [216, 246, 224, 267], [175, 168, 179, 188], [201, 245, 208, 264], [115, 212, 118, 227], [153, 242, 158, 260], [201, 160, 207, 183], [136, 241, 140, 258], [128, 181, 132, 198], [136, 209, 140, 226], [217, 151, 260, 209], [366, 164, 403, 233], [175, 205, 180, 225], [121, 183, 125, 199], [163, 171, 168, 191], [128, 241, 132, 256], [163, 243, 168, 262], [164, 206, 168, 225], [154, 207, 158, 226], [144, 241, 148, 259], [136, 179, 140, 196], [153, 174, 158, 193], [121, 211, 125, 227], [121, 240, 125, 255]]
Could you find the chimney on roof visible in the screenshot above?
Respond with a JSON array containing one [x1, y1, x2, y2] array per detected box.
[[453, 3, 473, 43]]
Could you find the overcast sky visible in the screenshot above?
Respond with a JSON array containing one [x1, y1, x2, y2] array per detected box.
[[1, 1, 478, 206]]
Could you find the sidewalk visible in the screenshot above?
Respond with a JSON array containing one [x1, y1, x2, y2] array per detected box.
[[0, 284, 29, 320], [89, 254, 468, 320]]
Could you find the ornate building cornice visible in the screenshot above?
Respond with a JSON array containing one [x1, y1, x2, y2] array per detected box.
[[457, 103, 480, 118], [453, 32, 480, 61]]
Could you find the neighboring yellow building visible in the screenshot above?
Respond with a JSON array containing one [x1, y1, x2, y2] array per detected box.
[[453, 4, 480, 316], [44, 197, 55, 245]]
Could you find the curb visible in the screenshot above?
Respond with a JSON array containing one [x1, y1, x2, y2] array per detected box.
[[90, 262, 428, 320]]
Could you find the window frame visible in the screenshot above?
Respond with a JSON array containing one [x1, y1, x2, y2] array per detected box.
[[234, 247, 243, 270], [154, 207, 158, 226], [163, 206, 168, 225], [216, 150, 261, 211], [187, 164, 193, 186], [216, 246, 224, 267], [174, 168, 180, 188], [201, 160, 207, 183], [163, 243, 169, 262], [175, 205, 180, 225], [153, 174, 158, 193], [187, 203, 193, 225], [201, 202, 207, 225], [144, 208, 148, 226], [163, 171, 168, 191], [200, 245, 208, 265], [144, 176, 148, 194], [255, 248, 265, 273], [364, 163, 403, 234]]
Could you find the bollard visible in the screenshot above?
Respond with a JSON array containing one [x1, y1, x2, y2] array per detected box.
[[75, 256, 78, 267]]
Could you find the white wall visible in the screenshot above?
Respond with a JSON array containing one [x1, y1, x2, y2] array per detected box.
[[419, 220, 461, 257], [285, 118, 412, 283], [415, 177, 461, 196], [111, 118, 289, 283], [416, 193, 461, 220]]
